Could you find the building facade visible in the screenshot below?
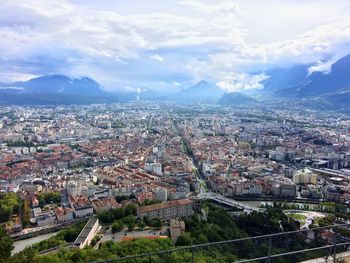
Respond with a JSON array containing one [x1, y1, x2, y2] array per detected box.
[[137, 198, 194, 222]]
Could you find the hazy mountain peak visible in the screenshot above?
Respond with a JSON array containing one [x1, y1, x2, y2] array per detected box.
[[218, 92, 256, 105], [193, 80, 211, 87], [177, 80, 224, 101]]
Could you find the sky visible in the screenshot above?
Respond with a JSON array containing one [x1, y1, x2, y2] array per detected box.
[[1, 0, 350, 92]]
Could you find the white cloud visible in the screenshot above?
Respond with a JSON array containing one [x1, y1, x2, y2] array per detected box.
[[150, 54, 163, 62], [178, 0, 239, 14], [172, 81, 181, 87], [0, 0, 350, 91], [307, 46, 350, 75], [216, 73, 269, 92]]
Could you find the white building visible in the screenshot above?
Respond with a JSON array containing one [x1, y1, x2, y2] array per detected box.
[[74, 218, 100, 249], [73, 205, 93, 218], [293, 168, 317, 185], [145, 162, 163, 176], [156, 188, 167, 201]]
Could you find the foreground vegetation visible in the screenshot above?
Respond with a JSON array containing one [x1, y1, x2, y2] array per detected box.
[[4, 203, 339, 263], [0, 192, 21, 223]]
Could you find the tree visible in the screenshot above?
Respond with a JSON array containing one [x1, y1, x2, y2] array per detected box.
[[22, 200, 31, 227], [127, 221, 135, 231], [7, 247, 36, 263], [90, 235, 101, 247], [318, 214, 336, 227], [37, 192, 61, 208], [0, 226, 14, 263], [97, 210, 114, 223], [175, 233, 193, 246], [152, 218, 162, 229], [58, 222, 85, 242], [122, 215, 135, 225], [0, 193, 20, 223], [143, 216, 152, 226], [124, 204, 136, 216], [137, 219, 145, 229], [111, 221, 124, 233]]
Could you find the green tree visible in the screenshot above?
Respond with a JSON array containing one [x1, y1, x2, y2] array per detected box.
[[124, 204, 137, 216], [143, 216, 152, 226], [37, 192, 61, 208], [127, 221, 135, 231], [90, 235, 101, 247], [122, 215, 135, 225], [7, 247, 36, 263], [137, 219, 145, 229], [22, 200, 31, 227], [0, 193, 20, 223], [0, 226, 14, 263], [175, 233, 193, 246], [152, 218, 162, 229], [111, 220, 124, 233], [318, 214, 336, 227]]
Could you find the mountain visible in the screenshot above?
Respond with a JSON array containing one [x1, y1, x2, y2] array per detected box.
[[138, 80, 225, 102], [218, 92, 256, 105], [294, 54, 350, 97], [4, 74, 106, 96], [137, 89, 177, 101], [258, 54, 350, 98], [0, 75, 135, 105], [259, 64, 309, 96], [177, 80, 224, 101]]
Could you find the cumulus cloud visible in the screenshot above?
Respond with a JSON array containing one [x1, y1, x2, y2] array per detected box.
[[308, 60, 334, 75], [307, 50, 350, 75], [150, 54, 163, 62], [0, 0, 350, 91], [216, 73, 269, 92]]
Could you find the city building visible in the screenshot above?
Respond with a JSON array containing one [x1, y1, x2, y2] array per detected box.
[[74, 218, 100, 249], [137, 198, 194, 221], [293, 168, 317, 185]]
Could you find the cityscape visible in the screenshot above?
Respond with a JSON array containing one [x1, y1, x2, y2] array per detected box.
[[2, 1, 350, 263], [1, 102, 350, 262]]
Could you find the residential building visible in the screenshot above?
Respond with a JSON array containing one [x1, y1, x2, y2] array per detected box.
[[137, 198, 193, 221]]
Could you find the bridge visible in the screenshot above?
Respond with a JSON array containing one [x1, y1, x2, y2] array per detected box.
[[195, 192, 259, 212], [310, 167, 349, 178]]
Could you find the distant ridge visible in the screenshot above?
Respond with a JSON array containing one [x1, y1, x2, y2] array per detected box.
[[218, 92, 256, 105], [254, 53, 350, 98], [0, 74, 135, 105], [177, 80, 224, 101], [2, 53, 350, 109], [0, 74, 105, 96]]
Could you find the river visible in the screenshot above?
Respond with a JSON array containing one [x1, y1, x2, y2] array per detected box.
[[238, 200, 319, 210], [12, 232, 58, 255]]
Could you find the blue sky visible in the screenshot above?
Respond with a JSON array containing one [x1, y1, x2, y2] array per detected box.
[[1, 0, 350, 91]]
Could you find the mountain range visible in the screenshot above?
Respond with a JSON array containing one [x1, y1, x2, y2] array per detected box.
[[0, 75, 105, 96], [257, 54, 350, 98], [0, 75, 132, 105], [1, 53, 350, 108], [138, 80, 224, 102]]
